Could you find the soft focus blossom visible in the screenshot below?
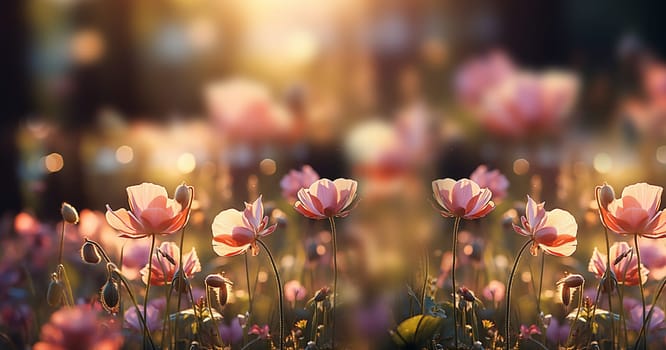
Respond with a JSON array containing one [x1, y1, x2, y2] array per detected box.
[[588, 242, 649, 286], [636, 238, 666, 280], [248, 324, 271, 339], [212, 195, 277, 257], [294, 178, 358, 219], [454, 51, 515, 107], [105, 182, 193, 239], [623, 60, 666, 137], [628, 304, 665, 332], [599, 183, 666, 238], [545, 317, 569, 345], [432, 178, 495, 220], [284, 280, 307, 303], [482, 280, 506, 303], [353, 298, 393, 337], [478, 71, 579, 137], [519, 324, 541, 339], [280, 165, 320, 202], [219, 317, 244, 345], [513, 195, 578, 256], [121, 240, 151, 280], [205, 78, 293, 143], [124, 301, 163, 333], [470, 165, 509, 202], [34, 305, 123, 350], [140, 241, 201, 286]]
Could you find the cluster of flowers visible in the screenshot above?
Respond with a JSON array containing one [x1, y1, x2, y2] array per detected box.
[[13, 161, 666, 350]]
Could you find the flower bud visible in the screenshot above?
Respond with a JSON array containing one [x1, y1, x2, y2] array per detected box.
[[560, 285, 571, 306], [175, 183, 191, 208], [313, 287, 330, 302], [81, 241, 102, 264], [189, 341, 200, 350], [598, 183, 615, 210], [558, 274, 585, 289], [47, 275, 64, 306], [172, 270, 189, 294], [205, 273, 231, 289], [457, 287, 476, 302], [100, 278, 120, 313], [61, 202, 79, 224]]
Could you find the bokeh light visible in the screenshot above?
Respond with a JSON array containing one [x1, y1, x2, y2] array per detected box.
[[177, 153, 196, 174], [115, 145, 134, 164], [44, 153, 64, 173]]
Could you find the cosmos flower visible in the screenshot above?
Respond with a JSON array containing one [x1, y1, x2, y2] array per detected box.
[[513, 195, 578, 256], [105, 183, 192, 239], [280, 165, 320, 202], [140, 241, 201, 286], [599, 182, 666, 238], [588, 241, 649, 286], [211, 195, 277, 257], [34, 305, 123, 350], [432, 178, 495, 220], [470, 165, 509, 202], [294, 179, 358, 219]]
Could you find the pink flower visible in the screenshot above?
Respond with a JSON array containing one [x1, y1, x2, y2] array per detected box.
[[513, 195, 578, 256], [629, 304, 665, 332], [454, 51, 515, 107], [519, 324, 541, 339], [588, 241, 649, 286], [205, 78, 293, 143], [470, 165, 509, 202], [294, 178, 358, 219], [600, 183, 666, 238], [121, 240, 151, 280], [284, 280, 307, 303], [482, 280, 506, 303], [124, 300, 163, 333], [34, 305, 123, 350], [431, 178, 495, 219], [478, 71, 579, 137], [249, 324, 271, 339], [212, 195, 277, 257], [636, 238, 666, 280], [140, 241, 201, 286], [280, 165, 320, 202], [105, 183, 193, 239]]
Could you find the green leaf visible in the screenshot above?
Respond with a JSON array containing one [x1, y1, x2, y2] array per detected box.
[[390, 315, 444, 348]]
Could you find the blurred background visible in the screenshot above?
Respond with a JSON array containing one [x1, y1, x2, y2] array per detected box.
[[5, 0, 666, 348]]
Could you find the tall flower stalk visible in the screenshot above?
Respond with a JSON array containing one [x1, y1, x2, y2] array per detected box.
[[431, 178, 495, 348], [293, 177, 358, 349]]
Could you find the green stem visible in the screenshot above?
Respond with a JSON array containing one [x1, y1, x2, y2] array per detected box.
[[566, 283, 584, 346], [186, 281, 203, 345], [144, 235, 156, 349], [505, 239, 532, 350], [328, 217, 338, 349], [116, 269, 156, 349], [57, 265, 75, 306], [634, 235, 648, 350], [257, 239, 284, 350], [58, 221, 65, 266], [421, 244, 429, 315], [245, 251, 253, 340], [635, 275, 666, 349], [206, 284, 223, 347], [451, 217, 461, 348]]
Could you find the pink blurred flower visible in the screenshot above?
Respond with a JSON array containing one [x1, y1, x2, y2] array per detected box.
[[105, 182, 193, 239], [140, 241, 201, 286], [599, 183, 666, 238], [280, 165, 320, 202], [14, 212, 40, 235], [294, 178, 358, 219], [482, 280, 506, 303], [636, 238, 666, 280], [212, 195, 277, 257], [432, 178, 495, 220], [479, 71, 579, 137], [34, 305, 123, 350], [124, 300, 163, 333], [623, 61, 666, 137], [121, 240, 151, 280], [436, 251, 453, 288], [249, 324, 271, 339], [628, 304, 665, 332], [219, 317, 244, 345], [513, 195, 578, 257], [284, 280, 307, 303], [454, 51, 515, 107], [205, 78, 293, 143], [470, 165, 509, 202], [519, 324, 541, 339], [588, 241, 649, 286]]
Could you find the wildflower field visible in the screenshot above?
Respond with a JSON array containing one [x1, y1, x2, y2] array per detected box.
[[6, 1, 666, 349]]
